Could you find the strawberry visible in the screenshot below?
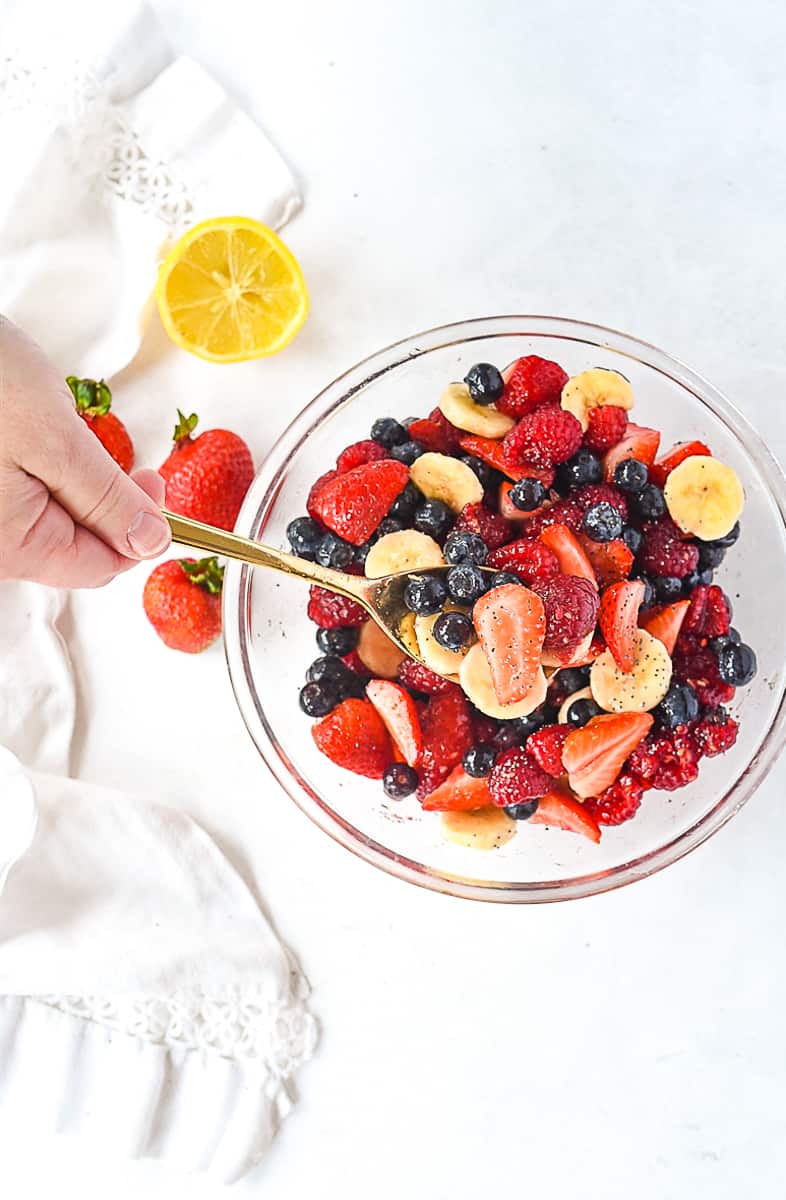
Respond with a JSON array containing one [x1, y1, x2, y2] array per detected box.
[[503, 404, 583, 468], [538, 524, 597, 587], [584, 774, 643, 825], [428, 406, 464, 450], [529, 787, 602, 842], [599, 580, 646, 671], [143, 556, 224, 653], [649, 440, 712, 488], [497, 355, 569, 418], [160, 410, 254, 531], [67, 376, 134, 472], [407, 417, 455, 453], [397, 658, 461, 695], [639, 599, 690, 655], [312, 697, 392, 779], [522, 497, 584, 537], [638, 517, 699, 579], [416, 689, 473, 799], [366, 679, 423, 767], [336, 439, 388, 472], [473, 583, 546, 704], [498, 480, 551, 521], [309, 459, 409, 545], [534, 574, 599, 653], [307, 585, 367, 628], [420, 766, 491, 812], [486, 538, 560, 585], [562, 712, 653, 798], [576, 534, 634, 588], [583, 405, 628, 453], [307, 469, 340, 520], [488, 748, 553, 806], [526, 724, 571, 776], [602, 423, 660, 482], [454, 502, 514, 551], [458, 434, 555, 486]]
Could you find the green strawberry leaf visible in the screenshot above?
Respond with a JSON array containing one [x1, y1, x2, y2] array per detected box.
[[178, 556, 224, 596], [66, 375, 112, 416], [173, 409, 199, 444]]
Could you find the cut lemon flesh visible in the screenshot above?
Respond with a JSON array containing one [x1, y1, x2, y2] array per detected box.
[[156, 216, 308, 362]]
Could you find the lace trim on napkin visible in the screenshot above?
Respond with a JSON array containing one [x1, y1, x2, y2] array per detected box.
[[0, 58, 193, 231]]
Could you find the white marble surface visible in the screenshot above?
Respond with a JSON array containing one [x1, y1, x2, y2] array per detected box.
[[8, 0, 786, 1195]]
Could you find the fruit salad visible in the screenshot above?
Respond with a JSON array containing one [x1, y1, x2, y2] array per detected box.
[[287, 356, 756, 849]]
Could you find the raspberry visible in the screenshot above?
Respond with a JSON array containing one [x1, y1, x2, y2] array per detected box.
[[397, 658, 461, 695], [342, 649, 372, 677], [522, 497, 584, 537], [503, 404, 583, 469], [336, 439, 388, 473], [694, 708, 739, 757], [627, 727, 700, 791], [572, 483, 629, 523], [307, 585, 368, 628], [526, 724, 571, 777], [638, 517, 700, 580], [487, 538, 560, 585], [454, 503, 513, 551], [488, 747, 553, 807], [704, 585, 732, 638], [416, 690, 473, 799], [534, 574, 600, 652], [584, 773, 643, 824], [672, 644, 735, 708], [496, 356, 569, 419], [428, 406, 464, 451], [307, 469, 340, 521], [583, 405, 628, 453], [683, 584, 710, 634]]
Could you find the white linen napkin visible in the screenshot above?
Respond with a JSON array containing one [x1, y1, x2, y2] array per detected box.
[[0, 4, 316, 1183]]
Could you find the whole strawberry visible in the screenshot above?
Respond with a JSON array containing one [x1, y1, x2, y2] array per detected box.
[[67, 376, 134, 472], [143, 556, 224, 653], [160, 410, 254, 531]]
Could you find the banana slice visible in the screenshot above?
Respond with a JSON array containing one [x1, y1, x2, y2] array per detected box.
[[357, 620, 406, 679], [410, 452, 484, 512], [663, 455, 744, 541], [557, 686, 594, 724], [398, 612, 420, 658], [364, 530, 445, 578], [438, 382, 515, 439], [561, 368, 634, 432], [415, 608, 475, 675], [590, 629, 672, 714], [441, 806, 517, 850], [460, 643, 548, 719]]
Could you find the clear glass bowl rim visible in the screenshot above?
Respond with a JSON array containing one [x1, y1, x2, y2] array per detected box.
[[223, 314, 786, 903]]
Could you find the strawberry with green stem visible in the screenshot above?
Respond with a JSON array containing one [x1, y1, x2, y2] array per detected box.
[[143, 555, 224, 653], [159, 409, 254, 531], [67, 375, 134, 472]]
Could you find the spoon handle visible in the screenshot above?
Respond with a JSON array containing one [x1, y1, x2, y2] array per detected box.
[[162, 510, 368, 605]]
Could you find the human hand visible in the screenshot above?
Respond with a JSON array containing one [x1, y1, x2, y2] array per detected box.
[[0, 316, 171, 588]]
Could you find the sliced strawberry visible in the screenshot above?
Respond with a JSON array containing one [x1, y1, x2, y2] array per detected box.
[[530, 787, 601, 842], [602, 423, 660, 482], [473, 583, 546, 704], [639, 599, 690, 655], [577, 534, 634, 588], [306, 468, 340, 521], [562, 712, 654, 799], [458, 434, 555, 486], [649, 440, 712, 488], [420, 766, 491, 811], [526, 724, 571, 776], [416, 689, 473, 800], [310, 459, 410, 545], [598, 580, 646, 672], [366, 679, 424, 767], [312, 698, 392, 779], [498, 480, 552, 521], [428, 406, 464, 450], [538, 523, 597, 588], [336, 439, 388, 473], [407, 417, 453, 453]]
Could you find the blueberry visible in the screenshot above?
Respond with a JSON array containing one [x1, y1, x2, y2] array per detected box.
[[404, 573, 448, 615], [654, 575, 683, 601], [414, 499, 454, 540], [444, 530, 488, 566], [581, 501, 624, 542], [512, 706, 550, 738], [388, 481, 424, 522], [697, 541, 726, 570], [375, 516, 404, 537], [390, 440, 425, 465], [632, 484, 666, 521], [315, 531, 354, 569], [613, 458, 649, 494], [433, 611, 473, 651], [460, 453, 494, 488], [552, 666, 591, 698], [494, 723, 522, 751], [681, 567, 713, 594], [653, 682, 699, 729], [382, 763, 419, 799], [716, 642, 757, 686], [566, 698, 603, 727], [504, 800, 540, 820], [713, 521, 740, 550], [622, 526, 643, 555], [299, 680, 340, 717], [709, 628, 741, 654], [509, 477, 549, 511], [316, 626, 359, 656], [306, 655, 362, 698], [287, 516, 323, 560], [371, 417, 408, 447], [489, 571, 524, 588], [354, 539, 373, 566], [447, 564, 487, 603], [463, 743, 498, 777], [556, 449, 602, 491], [637, 575, 656, 609], [464, 362, 504, 405]]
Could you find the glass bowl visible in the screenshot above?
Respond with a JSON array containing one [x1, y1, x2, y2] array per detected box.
[[223, 316, 786, 902]]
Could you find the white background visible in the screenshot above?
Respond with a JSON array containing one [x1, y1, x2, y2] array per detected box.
[[7, 0, 786, 1195]]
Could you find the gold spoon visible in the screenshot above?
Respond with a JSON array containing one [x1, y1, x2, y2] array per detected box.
[[163, 509, 483, 669]]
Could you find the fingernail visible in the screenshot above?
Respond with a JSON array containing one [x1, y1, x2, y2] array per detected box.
[[127, 511, 171, 558]]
